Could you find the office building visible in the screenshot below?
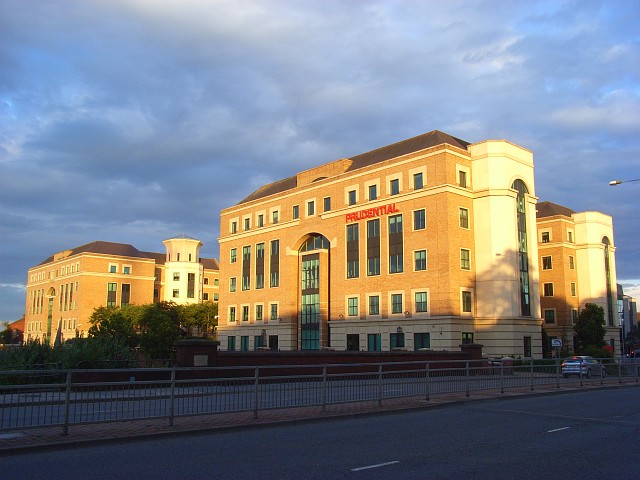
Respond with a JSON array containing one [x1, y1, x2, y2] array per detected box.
[[24, 235, 219, 343]]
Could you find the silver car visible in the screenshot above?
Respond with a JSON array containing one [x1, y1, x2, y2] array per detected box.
[[561, 356, 606, 378]]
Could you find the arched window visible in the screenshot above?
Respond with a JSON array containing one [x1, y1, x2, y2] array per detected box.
[[512, 180, 531, 316]]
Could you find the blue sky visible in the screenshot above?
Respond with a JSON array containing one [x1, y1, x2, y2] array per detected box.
[[1, 0, 639, 322]]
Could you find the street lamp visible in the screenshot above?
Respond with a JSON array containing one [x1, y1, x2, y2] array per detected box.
[[609, 178, 640, 186]]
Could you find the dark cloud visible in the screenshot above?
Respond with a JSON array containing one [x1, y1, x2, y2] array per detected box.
[[2, 0, 639, 320]]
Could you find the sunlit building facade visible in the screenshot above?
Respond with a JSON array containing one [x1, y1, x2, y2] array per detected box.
[[24, 236, 219, 343], [217, 131, 544, 357], [537, 202, 620, 354]]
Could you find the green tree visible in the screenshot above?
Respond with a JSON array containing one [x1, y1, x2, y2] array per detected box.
[[88, 311, 138, 348], [138, 302, 183, 359], [180, 302, 218, 337], [574, 303, 606, 354]]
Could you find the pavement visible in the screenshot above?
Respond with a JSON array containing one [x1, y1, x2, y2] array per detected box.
[[1, 381, 637, 456]]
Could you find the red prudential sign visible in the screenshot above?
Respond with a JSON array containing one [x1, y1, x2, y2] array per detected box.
[[345, 203, 399, 222]]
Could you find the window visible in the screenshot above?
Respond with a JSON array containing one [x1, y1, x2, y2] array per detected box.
[[459, 207, 469, 229], [107, 283, 117, 307], [414, 209, 426, 230], [460, 249, 471, 270], [270, 272, 279, 288], [230, 248, 237, 263], [415, 250, 427, 271], [231, 221, 237, 234], [414, 333, 430, 350], [256, 305, 263, 322], [255, 274, 264, 289], [172, 289, 179, 298], [229, 307, 236, 322], [541, 231, 550, 243], [462, 332, 474, 344], [367, 333, 381, 352], [567, 230, 574, 243], [214, 279, 219, 286], [543, 283, 554, 297], [293, 205, 299, 219], [389, 214, 402, 234], [243, 245, 251, 260], [203, 293, 209, 301], [254, 335, 264, 350], [390, 178, 400, 195], [390, 331, 405, 349], [368, 295, 380, 315], [109, 265, 117, 273], [413, 172, 424, 189], [204, 278, 209, 285], [542, 256, 552, 270], [458, 170, 467, 188], [390, 253, 403, 273], [123, 266, 131, 275], [257, 214, 264, 227], [348, 297, 358, 316], [523, 336, 532, 358], [368, 184, 377, 201], [367, 219, 381, 276], [544, 309, 555, 324], [229, 277, 236, 292], [240, 336, 249, 351], [415, 292, 428, 312], [569, 255, 575, 269], [256, 243, 265, 259], [346, 223, 359, 279], [572, 309, 578, 323], [270, 303, 278, 321], [570, 282, 576, 296], [391, 293, 403, 314], [227, 337, 236, 351], [173, 272, 180, 281], [347, 334, 360, 351], [307, 200, 315, 216], [214, 293, 218, 301], [187, 273, 195, 298], [324, 197, 331, 212], [244, 218, 250, 231], [242, 306, 249, 321], [272, 210, 279, 224], [242, 276, 250, 291], [348, 190, 357, 206], [462, 291, 472, 313]]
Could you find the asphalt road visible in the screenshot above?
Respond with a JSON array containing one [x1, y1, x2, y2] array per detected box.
[[4, 387, 639, 480]]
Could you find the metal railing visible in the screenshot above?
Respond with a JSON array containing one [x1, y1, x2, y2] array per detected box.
[[1, 357, 638, 435]]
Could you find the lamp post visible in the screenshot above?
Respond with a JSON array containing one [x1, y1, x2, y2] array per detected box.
[[609, 178, 640, 186]]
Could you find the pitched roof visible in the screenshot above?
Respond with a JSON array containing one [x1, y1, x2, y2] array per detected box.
[[38, 241, 156, 266], [536, 201, 575, 218], [238, 130, 470, 205], [201, 257, 220, 270]]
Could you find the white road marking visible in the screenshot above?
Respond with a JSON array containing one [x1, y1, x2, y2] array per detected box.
[[351, 461, 400, 472], [547, 426, 570, 433]]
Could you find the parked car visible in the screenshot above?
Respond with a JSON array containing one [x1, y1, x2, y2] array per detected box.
[[561, 356, 606, 378]]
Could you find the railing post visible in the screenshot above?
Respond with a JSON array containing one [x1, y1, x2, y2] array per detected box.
[[425, 362, 430, 401], [62, 370, 72, 435], [500, 360, 504, 394], [378, 364, 383, 406], [169, 368, 176, 427], [556, 358, 560, 389], [530, 358, 534, 391], [254, 366, 260, 419], [465, 361, 470, 397], [322, 366, 327, 412]]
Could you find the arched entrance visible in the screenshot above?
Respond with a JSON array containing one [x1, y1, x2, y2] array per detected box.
[[298, 234, 330, 350]]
